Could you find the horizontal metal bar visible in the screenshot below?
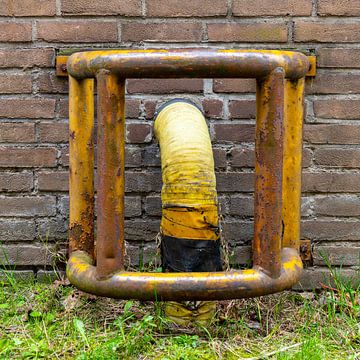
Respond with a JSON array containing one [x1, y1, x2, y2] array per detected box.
[[67, 247, 302, 301], [58, 49, 312, 80]]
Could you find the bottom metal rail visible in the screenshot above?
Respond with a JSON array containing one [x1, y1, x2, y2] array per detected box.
[[67, 247, 302, 301]]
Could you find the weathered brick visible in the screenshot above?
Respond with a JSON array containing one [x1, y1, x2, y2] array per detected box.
[[295, 20, 360, 43], [222, 220, 253, 243], [127, 79, 203, 94], [37, 73, 68, 94], [38, 122, 68, 143], [306, 73, 360, 94], [58, 98, 69, 119], [0, 74, 32, 94], [0, 22, 32, 42], [37, 21, 118, 43], [141, 145, 161, 167], [0, 270, 35, 282], [60, 147, 69, 167], [230, 246, 252, 265], [144, 195, 162, 216], [122, 22, 203, 42], [233, 0, 312, 16], [38, 217, 68, 240], [301, 220, 360, 241], [125, 99, 141, 118], [303, 172, 360, 193], [0, 196, 56, 217], [147, 0, 227, 17], [202, 99, 223, 119], [213, 147, 227, 168], [38, 171, 68, 191], [313, 246, 360, 266], [125, 171, 162, 192], [318, 48, 360, 68], [124, 220, 160, 241], [231, 147, 254, 168], [229, 100, 256, 119], [125, 196, 142, 218], [0, 172, 33, 192], [126, 147, 142, 167], [229, 195, 254, 216], [126, 123, 152, 143], [37, 270, 65, 283], [0, 147, 57, 167], [318, 0, 360, 16], [314, 195, 360, 217], [0, 244, 55, 266], [126, 242, 158, 266], [0, 0, 56, 16], [0, 122, 35, 143], [144, 100, 157, 119], [216, 172, 254, 192], [62, 0, 141, 16], [208, 22, 288, 42], [213, 79, 256, 93], [304, 124, 360, 145], [314, 148, 360, 168], [0, 98, 55, 119], [0, 48, 54, 68], [0, 219, 35, 241], [212, 124, 255, 143], [314, 99, 360, 119]]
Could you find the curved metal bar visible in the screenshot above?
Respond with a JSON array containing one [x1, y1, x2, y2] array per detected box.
[[67, 247, 302, 301], [67, 49, 310, 80]]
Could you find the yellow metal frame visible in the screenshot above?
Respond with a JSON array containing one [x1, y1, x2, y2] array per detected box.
[[67, 49, 308, 300]]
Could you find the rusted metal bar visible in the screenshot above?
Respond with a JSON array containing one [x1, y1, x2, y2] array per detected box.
[[253, 68, 285, 278], [69, 76, 95, 258], [282, 78, 305, 250], [96, 71, 126, 278], [67, 49, 310, 80], [67, 247, 302, 301]]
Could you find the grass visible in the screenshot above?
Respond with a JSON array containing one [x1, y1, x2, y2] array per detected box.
[[0, 269, 359, 359]]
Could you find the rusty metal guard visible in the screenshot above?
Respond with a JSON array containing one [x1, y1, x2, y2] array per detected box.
[[67, 49, 308, 301]]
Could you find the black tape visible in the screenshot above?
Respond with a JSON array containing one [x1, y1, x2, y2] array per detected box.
[[161, 235, 222, 272]]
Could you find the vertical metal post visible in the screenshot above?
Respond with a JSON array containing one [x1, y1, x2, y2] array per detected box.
[[253, 68, 285, 278], [69, 76, 95, 258], [282, 78, 305, 250], [96, 71, 126, 277]]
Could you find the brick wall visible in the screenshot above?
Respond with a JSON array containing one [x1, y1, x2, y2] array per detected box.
[[0, 0, 359, 287]]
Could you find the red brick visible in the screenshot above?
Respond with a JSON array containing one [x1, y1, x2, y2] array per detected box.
[[314, 195, 360, 217], [295, 20, 360, 43], [318, 48, 360, 68], [38, 171, 68, 191], [0, 74, 32, 94], [233, 0, 312, 16], [212, 123, 255, 143], [229, 100, 256, 119], [37, 21, 118, 43], [38, 122, 68, 143], [37, 73, 68, 94], [208, 22, 288, 42], [0, 123, 35, 143], [318, 0, 360, 16], [313, 246, 360, 266], [126, 123, 152, 143], [0, 219, 35, 241], [62, 0, 141, 16], [0, 22, 32, 42], [301, 220, 360, 241], [144, 100, 157, 119], [122, 22, 203, 42], [60, 147, 69, 166], [302, 172, 360, 193], [202, 99, 223, 119], [304, 124, 360, 145], [314, 99, 360, 120], [147, 0, 227, 17], [127, 79, 203, 94], [58, 98, 69, 118], [0, 49, 54, 68], [0, 172, 33, 192], [231, 147, 254, 168], [0, 0, 56, 16], [0, 147, 57, 167], [0, 196, 56, 217], [126, 99, 141, 118], [314, 148, 360, 168], [306, 73, 360, 94], [0, 98, 55, 119], [213, 79, 256, 93], [213, 147, 227, 168]]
